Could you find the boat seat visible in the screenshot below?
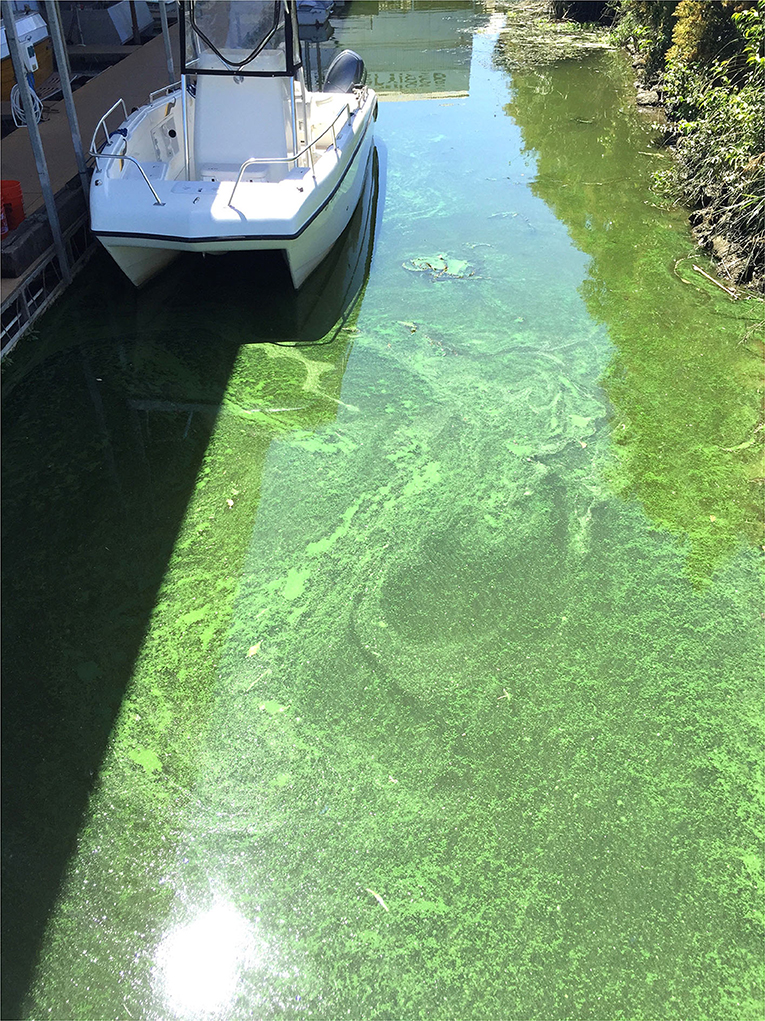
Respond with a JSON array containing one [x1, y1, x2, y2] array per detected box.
[[193, 68, 292, 183]]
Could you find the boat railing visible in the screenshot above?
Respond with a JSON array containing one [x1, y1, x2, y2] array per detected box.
[[228, 101, 352, 209], [89, 97, 165, 206], [90, 153, 166, 206], [89, 91, 356, 211], [149, 81, 182, 103], [90, 98, 128, 155]]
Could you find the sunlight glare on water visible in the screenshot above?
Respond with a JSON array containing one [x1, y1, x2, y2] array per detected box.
[[156, 901, 261, 1017]]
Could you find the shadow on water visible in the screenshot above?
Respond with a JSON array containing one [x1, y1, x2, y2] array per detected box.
[[1, 146, 380, 1018]]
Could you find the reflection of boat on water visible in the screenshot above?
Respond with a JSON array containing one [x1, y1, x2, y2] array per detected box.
[[120, 146, 379, 473], [215, 140, 380, 345], [296, 1, 333, 27], [121, 150, 381, 466], [135, 141, 380, 348], [89, 0, 377, 289]]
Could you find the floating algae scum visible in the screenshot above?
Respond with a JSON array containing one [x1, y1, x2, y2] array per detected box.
[[2, 6, 763, 1020]]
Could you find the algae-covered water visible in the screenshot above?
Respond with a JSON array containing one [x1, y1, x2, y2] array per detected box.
[[2, 5, 763, 1020]]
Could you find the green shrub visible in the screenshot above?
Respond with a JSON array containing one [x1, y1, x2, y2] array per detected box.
[[662, 61, 764, 225], [667, 0, 740, 65], [610, 1, 679, 79], [612, 0, 765, 284]]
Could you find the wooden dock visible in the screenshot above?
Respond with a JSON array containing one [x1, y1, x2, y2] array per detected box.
[[1, 25, 180, 355]]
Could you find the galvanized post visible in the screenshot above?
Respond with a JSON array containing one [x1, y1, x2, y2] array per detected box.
[[304, 42, 312, 92], [159, 0, 175, 84], [180, 74, 189, 179], [2, 0, 71, 283], [289, 77, 299, 163], [297, 66, 313, 175], [128, 0, 141, 46], [44, 0, 89, 205]]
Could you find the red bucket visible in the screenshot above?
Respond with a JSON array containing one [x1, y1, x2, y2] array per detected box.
[[1, 180, 25, 232]]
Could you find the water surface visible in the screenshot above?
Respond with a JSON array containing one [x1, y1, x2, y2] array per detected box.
[[2, 6, 763, 1020]]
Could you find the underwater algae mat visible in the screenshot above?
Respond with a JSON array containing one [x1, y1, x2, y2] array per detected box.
[[19, 281, 764, 1020]]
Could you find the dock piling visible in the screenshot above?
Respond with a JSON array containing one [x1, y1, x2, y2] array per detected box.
[[159, 0, 175, 84], [45, 0, 90, 206]]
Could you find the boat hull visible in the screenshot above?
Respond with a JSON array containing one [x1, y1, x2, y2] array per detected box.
[[99, 245, 182, 288], [91, 93, 377, 289]]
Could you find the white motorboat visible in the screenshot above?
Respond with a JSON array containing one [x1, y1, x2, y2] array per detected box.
[[89, 0, 377, 288]]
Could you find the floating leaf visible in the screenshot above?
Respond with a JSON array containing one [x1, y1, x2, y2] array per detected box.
[[365, 887, 390, 911]]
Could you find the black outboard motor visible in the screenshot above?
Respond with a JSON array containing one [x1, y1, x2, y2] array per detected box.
[[322, 49, 367, 93]]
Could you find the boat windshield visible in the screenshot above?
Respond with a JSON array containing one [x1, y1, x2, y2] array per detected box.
[[184, 0, 290, 74]]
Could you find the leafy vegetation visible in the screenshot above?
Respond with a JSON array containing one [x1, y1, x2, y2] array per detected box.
[[609, 0, 765, 289]]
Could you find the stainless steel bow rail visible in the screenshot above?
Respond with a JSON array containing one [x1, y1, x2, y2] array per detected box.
[[149, 81, 182, 102], [89, 89, 357, 211], [89, 98, 166, 206]]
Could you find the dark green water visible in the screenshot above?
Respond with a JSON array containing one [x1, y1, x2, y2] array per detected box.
[[2, 6, 763, 1020]]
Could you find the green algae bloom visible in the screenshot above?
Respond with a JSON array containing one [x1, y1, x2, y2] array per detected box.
[[1, 9, 762, 1021]]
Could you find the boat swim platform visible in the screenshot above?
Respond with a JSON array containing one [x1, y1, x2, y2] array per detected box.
[[1, 25, 181, 357]]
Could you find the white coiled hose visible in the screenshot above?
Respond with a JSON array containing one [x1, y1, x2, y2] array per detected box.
[[11, 73, 43, 127]]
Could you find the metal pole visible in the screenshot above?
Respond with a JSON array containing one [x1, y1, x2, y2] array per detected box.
[[2, 0, 71, 284], [304, 41, 312, 91], [289, 77, 299, 160], [159, 0, 175, 84], [44, 0, 89, 205], [298, 65, 312, 174], [180, 73, 190, 179], [129, 0, 141, 45]]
